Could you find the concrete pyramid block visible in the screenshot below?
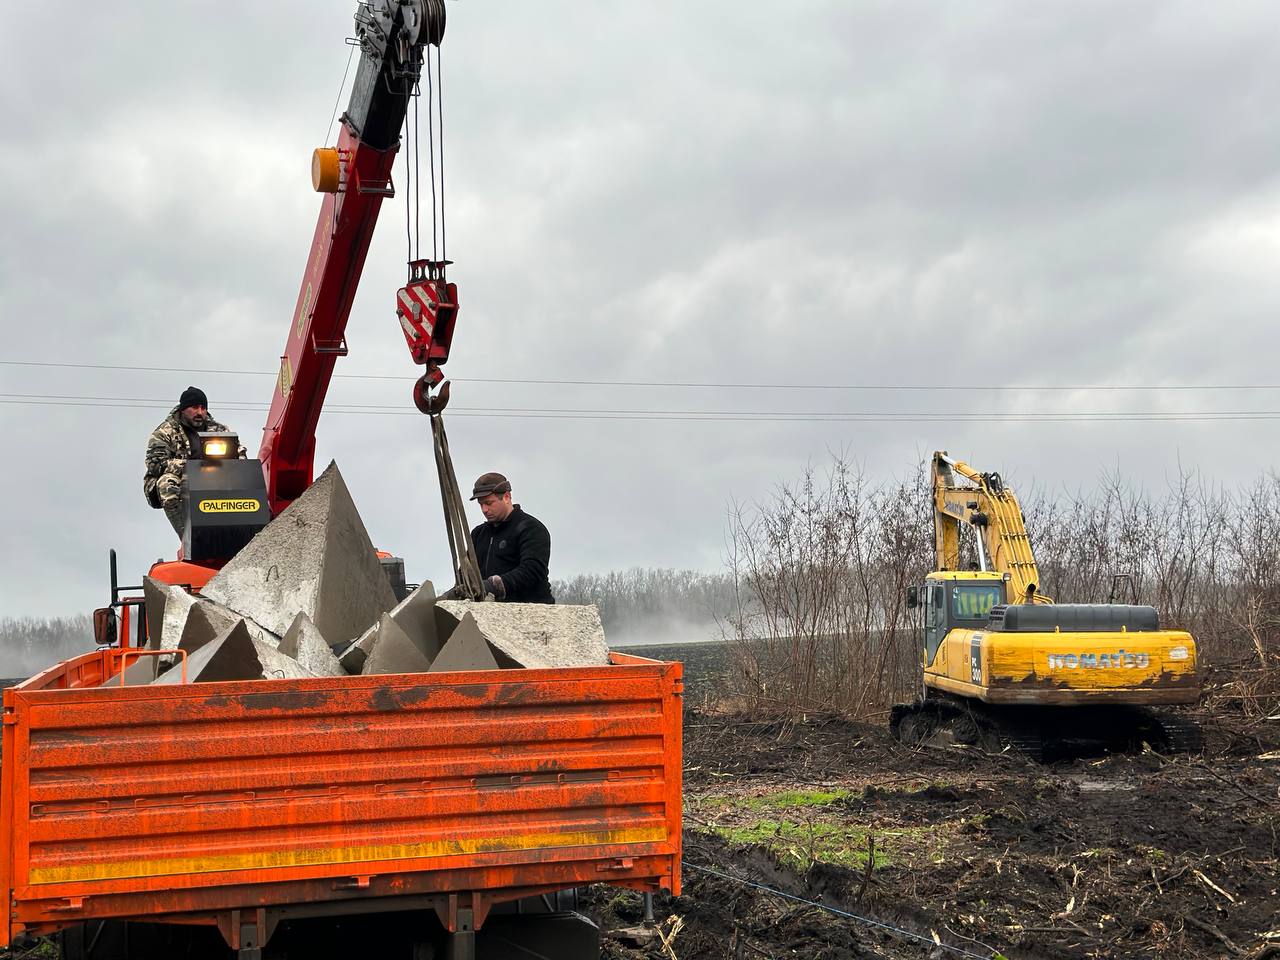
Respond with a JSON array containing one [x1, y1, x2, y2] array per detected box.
[[151, 587, 280, 659], [99, 652, 160, 687], [428, 612, 501, 673], [202, 461, 397, 641], [435, 601, 610, 669], [361, 613, 434, 676], [154, 620, 314, 684], [254, 638, 316, 681], [154, 584, 198, 651], [280, 612, 346, 677], [337, 582, 440, 672], [386, 579, 439, 656], [143, 577, 168, 649], [177, 600, 240, 655]]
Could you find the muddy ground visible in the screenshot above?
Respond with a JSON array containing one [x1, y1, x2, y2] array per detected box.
[[592, 644, 1280, 960], [2, 651, 1276, 960]]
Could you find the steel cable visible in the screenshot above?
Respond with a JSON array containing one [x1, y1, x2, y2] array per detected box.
[[322, 44, 357, 147]]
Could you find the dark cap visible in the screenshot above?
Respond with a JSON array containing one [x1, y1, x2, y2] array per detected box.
[[179, 386, 208, 410], [470, 472, 511, 500]]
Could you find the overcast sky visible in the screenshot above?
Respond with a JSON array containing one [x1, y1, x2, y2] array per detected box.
[[2, 1, 1279, 621]]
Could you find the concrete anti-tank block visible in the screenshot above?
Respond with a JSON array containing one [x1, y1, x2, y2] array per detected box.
[[98, 652, 160, 686], [202, 461, 396, 642], [434, 601, 610, 669], [360, 613, 434, 676], [154, 620, 254, 684], [254, 638, 316, 681], [142, 577, 168, 649], [337, 581, 439, 673], [153, 620, 314, 684], [280, 611, 346, 677], [176, 600, 239, 655], [154, 584, 198, 651], [428, 612, 501, 673]]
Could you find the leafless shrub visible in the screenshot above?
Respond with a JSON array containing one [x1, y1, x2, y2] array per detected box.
[[726, 457, 1280, 719], [723, 456, 931, 717]]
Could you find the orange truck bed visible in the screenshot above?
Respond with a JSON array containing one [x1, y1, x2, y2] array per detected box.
[[0, 648, 682, 948]]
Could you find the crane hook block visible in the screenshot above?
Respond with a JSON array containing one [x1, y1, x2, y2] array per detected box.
[[312, 148, 341, 193]]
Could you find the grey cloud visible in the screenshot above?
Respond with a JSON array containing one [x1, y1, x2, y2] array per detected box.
[[2, 0, 1279, 634]]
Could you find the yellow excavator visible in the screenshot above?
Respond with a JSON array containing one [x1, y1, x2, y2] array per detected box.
[[890, 451, 1202, 757]]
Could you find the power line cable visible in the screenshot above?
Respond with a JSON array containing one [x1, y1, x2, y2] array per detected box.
[[2, 396, 1278, 423], [1, 360, 1275, 393], [5, 392, 1280, 419]]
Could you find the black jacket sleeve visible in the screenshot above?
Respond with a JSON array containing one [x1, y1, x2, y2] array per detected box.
[[498, 517, 551, 597]]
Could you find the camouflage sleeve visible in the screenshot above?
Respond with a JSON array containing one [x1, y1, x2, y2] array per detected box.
[[143, 426, 183, 508]]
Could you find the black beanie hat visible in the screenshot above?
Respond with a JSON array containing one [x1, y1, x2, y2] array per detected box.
[[179, 386, 208, 410]]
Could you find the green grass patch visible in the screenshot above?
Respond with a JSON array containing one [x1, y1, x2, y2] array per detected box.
[[714, 818, 891, 871], [747, 788, 855, 810]]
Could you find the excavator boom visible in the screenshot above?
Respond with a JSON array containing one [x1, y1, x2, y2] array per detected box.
[[932, 451, 1043, 604]]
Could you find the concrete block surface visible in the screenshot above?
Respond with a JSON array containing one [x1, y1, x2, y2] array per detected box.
[[361, 613, 434, 676], [154, 620, 255, 684], [435, 601, 610, 669], [428, 612, 501, 672], [154, 620, 313, 684], [100, 653, 159, 687], [142, 577, 168, 649], [386, 581, 441, 659], [280, 611, 346, 677], [154, 585, 198, 652], [177, 600, 239, 655], [202, 461, 396, 641]]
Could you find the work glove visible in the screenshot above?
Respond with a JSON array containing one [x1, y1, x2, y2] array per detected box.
[[484, 575, 507, 600]]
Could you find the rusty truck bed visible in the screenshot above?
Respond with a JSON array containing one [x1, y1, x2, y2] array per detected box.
[[0, 649, 682, 946]]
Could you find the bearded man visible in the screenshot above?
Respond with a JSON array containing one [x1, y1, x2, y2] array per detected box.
[[143, 386, 238, 536]]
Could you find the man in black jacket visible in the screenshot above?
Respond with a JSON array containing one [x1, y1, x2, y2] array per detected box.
[[469, 472, 555, 604]]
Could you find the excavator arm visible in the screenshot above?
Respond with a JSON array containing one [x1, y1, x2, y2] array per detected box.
[[258, 0, 446, 514], [932, 451, 1045, 603]]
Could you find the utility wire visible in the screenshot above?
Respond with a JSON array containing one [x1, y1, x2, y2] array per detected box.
[[1, 360, 1275, 393], [6, 392, 1280, 419], [2, 396, 1278, 423], [682, 861, 1003, 960]]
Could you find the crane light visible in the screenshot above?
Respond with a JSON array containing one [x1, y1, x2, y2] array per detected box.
[[198, 433, 238, 459]]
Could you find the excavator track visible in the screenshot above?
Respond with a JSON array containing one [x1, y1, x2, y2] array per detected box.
[[891, 696, 1202, 762]]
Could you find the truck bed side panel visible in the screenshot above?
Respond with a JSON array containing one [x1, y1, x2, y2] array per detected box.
[[1, 654, 681, 941]]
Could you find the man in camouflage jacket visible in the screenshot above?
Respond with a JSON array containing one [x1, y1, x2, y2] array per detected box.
[[143, 386, 238, 536]]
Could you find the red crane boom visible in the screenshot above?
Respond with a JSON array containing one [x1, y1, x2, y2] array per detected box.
[[258, 0, 449, 515]]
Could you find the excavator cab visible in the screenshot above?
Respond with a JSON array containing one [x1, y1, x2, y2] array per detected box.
[[912, 572, 1008, 666]]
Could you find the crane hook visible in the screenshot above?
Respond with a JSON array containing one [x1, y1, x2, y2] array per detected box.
[[413, 374, 450, 416]]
